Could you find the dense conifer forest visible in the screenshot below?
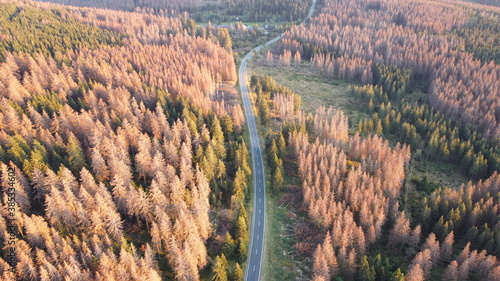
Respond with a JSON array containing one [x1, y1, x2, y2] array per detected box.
[[37, 0, 313, 23], [0, 0, 499, 280], [254, 0, 500, 279], [0, 0, 253, 280]]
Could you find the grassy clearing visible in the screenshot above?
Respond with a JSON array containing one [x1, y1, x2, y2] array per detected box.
[[248, 56, 370, 134], [262, 193, 310, 281], [412, 156, 471, 189], [250, 61, 351, 112]]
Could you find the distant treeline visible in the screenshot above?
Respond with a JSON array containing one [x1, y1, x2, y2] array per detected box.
[[36, 0, 312, 22]]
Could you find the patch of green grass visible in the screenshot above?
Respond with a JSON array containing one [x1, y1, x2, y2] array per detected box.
[[262, 193, 307, 281], [250, 61, 350, 112], [249, 57, 370, 134], [411, 155, 470, 189]]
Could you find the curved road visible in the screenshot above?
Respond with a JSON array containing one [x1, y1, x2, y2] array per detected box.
[[240, 0, 317, 280]]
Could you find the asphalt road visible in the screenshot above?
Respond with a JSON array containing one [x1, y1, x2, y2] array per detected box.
[[239, 43, 267, 281], [239, 1, 317, 280]]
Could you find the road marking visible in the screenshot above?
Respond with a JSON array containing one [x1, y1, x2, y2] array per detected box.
[[255, 249, 258, 255], [258, 221, 261, 226], [253, 265, 256, 272], [259, 198, 261, 203], [257, 234, 260, 240], [259, 209, 261, 214]]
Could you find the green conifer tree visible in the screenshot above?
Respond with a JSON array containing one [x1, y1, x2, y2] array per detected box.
[[212, 254, 229, 281]]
